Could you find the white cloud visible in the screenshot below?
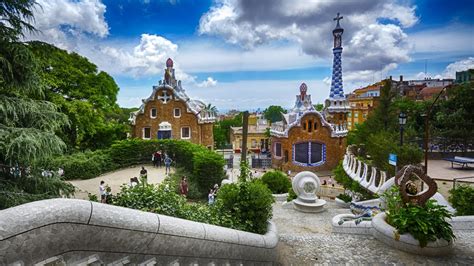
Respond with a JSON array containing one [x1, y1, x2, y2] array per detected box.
[[199, 0, 418, 80], [197, 77, 218, 88], [26, 0, 109, 49], [442, 57, 474, 78], [408, 25, 474, 54]]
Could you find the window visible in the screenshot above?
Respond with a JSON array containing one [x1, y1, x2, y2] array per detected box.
[[303, 122, 307, 130], [274, 142, 282, 157], [354, 112, 359, 118], [143, 127, 151, 139], [293, 142, 325, 166], [174, 108, 181, 118], [150, 108, 157, 118], [348, 112, 352, 118], [314, 122, 318, 130], [181, 127, 191, 139], [308, 120, 312, 132]]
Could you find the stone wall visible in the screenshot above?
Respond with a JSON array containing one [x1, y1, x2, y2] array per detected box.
[[0, 199, 278, 265], [132, 88, 214, 148], [272, 113, 346, 172]]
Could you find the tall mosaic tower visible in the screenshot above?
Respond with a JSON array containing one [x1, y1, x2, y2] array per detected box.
[[325, 13, 350, 126]]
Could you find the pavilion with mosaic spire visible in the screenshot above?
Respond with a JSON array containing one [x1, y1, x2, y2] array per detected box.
[[324, 12, 350, 126]]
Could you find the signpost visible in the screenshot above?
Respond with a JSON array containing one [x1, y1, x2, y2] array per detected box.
[[389, 153, 397, 173]]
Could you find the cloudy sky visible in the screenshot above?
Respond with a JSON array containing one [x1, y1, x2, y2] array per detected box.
[[26, 0, 474, 111]]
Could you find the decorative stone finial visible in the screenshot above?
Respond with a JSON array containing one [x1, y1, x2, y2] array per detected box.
[[166, 58, 173, 68], [300, 83, 307, 98]]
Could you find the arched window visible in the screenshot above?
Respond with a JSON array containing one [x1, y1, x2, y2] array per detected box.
[[293, 142, 325, 166], [308, 120, 312, 132]]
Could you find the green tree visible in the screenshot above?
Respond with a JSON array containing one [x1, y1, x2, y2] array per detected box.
[[213, 112, 242, 148], [314, 103, 324, 111], [263, 105, 286, 123], [433, 82, 474, 151], [28, 41, 127, 150], [0, 0, 74, 209]]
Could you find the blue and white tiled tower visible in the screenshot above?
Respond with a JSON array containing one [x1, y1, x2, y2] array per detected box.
[[325, 13, 350, 128]]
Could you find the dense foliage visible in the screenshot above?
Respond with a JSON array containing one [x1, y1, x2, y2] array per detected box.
[[449, 185, 474, 216], [261, 170, 291, 194], [28, 41, 127, 150], [263, 105, 286, 123], [336, 193, 352, 203], [0, 0, 74, 209], [217, 180, 274, 234], [383, 186, 455, 248], [112, 177, 273, 234], [333, 162, 376, 200]]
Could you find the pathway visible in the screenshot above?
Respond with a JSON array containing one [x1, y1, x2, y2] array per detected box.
[[273, 200, 474, 265], [69, 164, 172, 200]]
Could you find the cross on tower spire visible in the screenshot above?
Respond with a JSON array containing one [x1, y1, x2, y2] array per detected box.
[[334, 13, 343, 27]]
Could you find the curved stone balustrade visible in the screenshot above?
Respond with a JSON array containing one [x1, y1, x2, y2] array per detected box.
[[343, 152, 389, 194], [0, 199, 278, 265]]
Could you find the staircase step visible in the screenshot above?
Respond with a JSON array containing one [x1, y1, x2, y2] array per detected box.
[[34, 256, 66, 266]]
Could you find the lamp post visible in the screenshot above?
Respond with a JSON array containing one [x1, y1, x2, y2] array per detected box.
[[423, 87, 448, 174], [399, 112, 407, 146]]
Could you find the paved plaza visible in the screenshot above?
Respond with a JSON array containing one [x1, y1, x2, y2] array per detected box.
[[69, 164, 171, 199], [273, 200, 474, 265]]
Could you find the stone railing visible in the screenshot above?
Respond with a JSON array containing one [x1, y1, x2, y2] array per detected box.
[[342, 152, 388, 194], [0, 199, 278, 265]]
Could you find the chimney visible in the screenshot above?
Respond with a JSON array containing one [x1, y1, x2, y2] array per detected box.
[[389, 75, 392, 81], [400, 75, 403, 82]]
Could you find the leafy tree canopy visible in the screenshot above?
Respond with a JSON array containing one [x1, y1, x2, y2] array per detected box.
[[27, 41, 127, 150], [263, 105, 286, 123]]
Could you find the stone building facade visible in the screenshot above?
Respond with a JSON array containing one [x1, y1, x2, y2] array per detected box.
[[271, 84, 347, 172], [129, 59, 215, 148]]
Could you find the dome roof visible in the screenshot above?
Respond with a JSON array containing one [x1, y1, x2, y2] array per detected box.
[[166, 58, 173, 67]]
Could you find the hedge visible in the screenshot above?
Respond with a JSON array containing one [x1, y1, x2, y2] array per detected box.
[[45, 139, 226, 193]]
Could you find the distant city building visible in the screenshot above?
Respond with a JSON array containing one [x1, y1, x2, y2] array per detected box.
[[129, 58, 216, 148], [346, 82, 381, 130], [230, 113, 270, 153], [270, 14, 348, 173], [455, 69, 474, 83]]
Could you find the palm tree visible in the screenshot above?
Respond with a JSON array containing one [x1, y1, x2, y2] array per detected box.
[[203, 103, 218, 116]]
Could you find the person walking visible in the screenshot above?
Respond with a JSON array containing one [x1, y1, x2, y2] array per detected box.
[[140, 166, 148, 184], [99, 181, 106, 203], [164, 155, 173, 175], [208, 188, 215, 205], [154, 151, 162, 168], [180, 176, 189, 197]]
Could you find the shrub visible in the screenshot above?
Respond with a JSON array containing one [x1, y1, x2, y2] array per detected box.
[[216, 180, 274, 234], [111, 179, 270, 234], [192, 150, 225, 194], [169, 169, 205, 200], [261, 170, 291, 194], [383, 186, 455, 247], [449, 185, 474, 216], [287, 187, 297, 201], [337, 193, 352, 203], [112, 182, 187, 217]]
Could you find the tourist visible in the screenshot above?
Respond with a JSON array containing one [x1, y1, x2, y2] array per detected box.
[[208, 188, 215, 205], [180, 176, 189, 197], [212, 184, 219, 198], [164, 155, 173, 175], [129, 177, 138, 187], [154, 151, 162, 168], [57, 167, 64, 177], [140, 166, 148, 184], [99, 181, 106, 203]]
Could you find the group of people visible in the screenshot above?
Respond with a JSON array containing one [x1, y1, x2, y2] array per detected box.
[[152, 151, 173, 175]]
